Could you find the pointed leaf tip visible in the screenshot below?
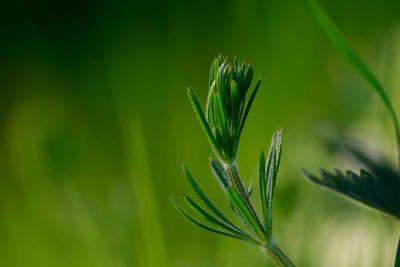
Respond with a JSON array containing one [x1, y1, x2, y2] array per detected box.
[[170, 194, 248, 242], [186, 86, 224, 161], [183, 164, 239, 229]]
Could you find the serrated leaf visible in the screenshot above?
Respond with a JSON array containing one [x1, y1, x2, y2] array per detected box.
[[302, 168, 400, 219], [184, 195, 259, 245], [169, 195, 246, 242], [183, 164, 238, 229], [227, 186, 265, 241]]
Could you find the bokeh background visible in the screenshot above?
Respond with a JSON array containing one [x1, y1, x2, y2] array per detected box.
[[1, 0, 400, 266]]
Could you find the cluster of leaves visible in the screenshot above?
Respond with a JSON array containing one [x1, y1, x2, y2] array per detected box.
[[171, 55, 295, 266], [170, 130, 282, 246], [304, 0, 400, 266], [188, 55, 263, 165]]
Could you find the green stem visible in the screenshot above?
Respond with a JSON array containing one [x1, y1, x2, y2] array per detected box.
[[225, 163, 296, 267], [225, 163, 266, 237], [264, 240, 296, 267]]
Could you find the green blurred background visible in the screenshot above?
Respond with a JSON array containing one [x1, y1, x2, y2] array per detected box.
[[1, 0, 400, 266]]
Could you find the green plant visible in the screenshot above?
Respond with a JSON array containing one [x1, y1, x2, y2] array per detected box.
[[170, 55, 296, 266], [303, 0, 400, 265]]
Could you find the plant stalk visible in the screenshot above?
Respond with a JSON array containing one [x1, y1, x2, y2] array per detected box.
[[225, 163, 296, 267], [225, 163, 266, 237], [264, 240, 296, 267]]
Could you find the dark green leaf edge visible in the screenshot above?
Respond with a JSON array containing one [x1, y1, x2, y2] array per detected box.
[[301, 168, 400, 219], [169, 195, 250, 243], [184, 195, 259, 245], [183, 164, 241, 231]]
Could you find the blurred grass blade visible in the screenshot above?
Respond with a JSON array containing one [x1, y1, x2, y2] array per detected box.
[[183, 164, 238, 229], [169, 195, 250, 242], [395, 235, 400, 267], [210, 158, 230, 189], [187, 87, 224, 160], [184, 196, 259, 245], [227, 186, 265, 241], [307, 0, 400, 165], [128, 120, 170, 267]]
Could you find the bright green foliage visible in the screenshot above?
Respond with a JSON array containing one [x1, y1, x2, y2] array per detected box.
[[189, 55, 263, 165], [261, 129, 282, 239], [169, 196, 246, 242], [226, 185, 265, 241], [171, 55, 295, 266]]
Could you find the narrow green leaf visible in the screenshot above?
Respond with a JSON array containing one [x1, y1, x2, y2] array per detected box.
[[187, 87, 224, 161], [263, 129, 282, 239], [183, 164, 238, 229], [395, 235, 400, 267], [307, 0, 400, 166], [214, 91, 229, 158], [272, 129, 283, 195], [169, 195, 245, 242], [264, 133, 277, 239], [184, 196, 260, 245], [259, 150, 268, 230], [205, 81, 216, 122], [210, 158, 230, 189], [227, 186, 265, 241], [235, 74, 264, 154]]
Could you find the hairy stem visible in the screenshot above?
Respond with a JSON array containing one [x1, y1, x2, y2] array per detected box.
[[264, 240, 296, 267], [225, 164, 296, 267], [225, 163, 266, 237]]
